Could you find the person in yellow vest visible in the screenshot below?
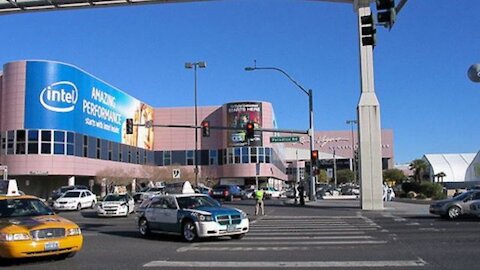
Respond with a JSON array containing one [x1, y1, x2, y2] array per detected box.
[[254, 189, 265, 216]]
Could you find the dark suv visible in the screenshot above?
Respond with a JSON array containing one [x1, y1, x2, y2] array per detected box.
[[210, 185, 244, 201]]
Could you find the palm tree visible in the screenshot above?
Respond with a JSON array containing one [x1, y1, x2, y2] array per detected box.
[[409, 159, 428, 183]]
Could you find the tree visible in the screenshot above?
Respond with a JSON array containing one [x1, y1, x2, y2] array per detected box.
[[336, 169, 354, 184], [409, 159, 428, 183], [383, 168, 407, 184], [318, 169, 328, 183]]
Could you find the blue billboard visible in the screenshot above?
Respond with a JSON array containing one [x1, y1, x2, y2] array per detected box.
[[24, 61, 154, 150]]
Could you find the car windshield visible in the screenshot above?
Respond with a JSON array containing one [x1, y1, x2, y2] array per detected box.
[[104, 194, 127, 201], [0, 198, 54, 218], [59, 187, 73, 193], [454, 191, 472, 201], [62, 191, 81, 198], [177, 196, 220, 209]]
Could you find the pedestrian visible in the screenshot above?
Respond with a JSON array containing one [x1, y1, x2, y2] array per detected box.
[[254, 189, 265, 216], [298, 184, 305, 206]]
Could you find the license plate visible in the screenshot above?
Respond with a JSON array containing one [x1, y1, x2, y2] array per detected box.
[[44, 241, 59, 251], [226, 225, 237, 232], [214, 192, 222, 195]]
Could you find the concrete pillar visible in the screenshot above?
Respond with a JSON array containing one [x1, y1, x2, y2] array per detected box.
[[356, 4, 384, 210]]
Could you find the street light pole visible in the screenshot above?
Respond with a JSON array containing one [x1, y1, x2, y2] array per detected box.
[[245, 65, 316, 201], [185, 61, 207, 187], [346, 119, 357, 184]]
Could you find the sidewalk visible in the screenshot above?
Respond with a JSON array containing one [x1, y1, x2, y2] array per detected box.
[[284, 198, 430, 217]]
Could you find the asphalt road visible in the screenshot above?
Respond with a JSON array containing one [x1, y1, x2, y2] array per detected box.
[[4, 199, 480, 269]]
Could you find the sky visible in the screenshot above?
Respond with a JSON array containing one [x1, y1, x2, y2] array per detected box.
[[1, 0, 479, 164]]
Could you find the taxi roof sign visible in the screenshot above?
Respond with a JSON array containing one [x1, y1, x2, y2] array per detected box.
[[0, 179, 20, 196]]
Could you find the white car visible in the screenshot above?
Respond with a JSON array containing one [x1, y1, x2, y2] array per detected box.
[[53, 189, 97, 211], [97, 193, 135, 217], [261, 187, 284, 199]]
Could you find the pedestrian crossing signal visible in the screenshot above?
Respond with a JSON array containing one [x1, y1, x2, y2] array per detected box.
[[201, 121, 210, 137], [311, 150, 319, 163]]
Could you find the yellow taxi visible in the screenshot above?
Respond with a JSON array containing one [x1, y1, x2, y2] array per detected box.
[[0, 180, 83, 259]]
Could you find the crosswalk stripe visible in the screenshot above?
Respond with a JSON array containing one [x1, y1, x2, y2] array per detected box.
[[144, 260, 427, 267], [243, 235, 373, 240], [249, 227, 378, 232], [246, 231, 366, 236]]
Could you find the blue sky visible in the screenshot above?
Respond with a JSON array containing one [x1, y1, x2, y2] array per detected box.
[[1, 0, 479, 164]]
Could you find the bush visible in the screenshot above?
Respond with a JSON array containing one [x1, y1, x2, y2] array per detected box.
[[402, 182, 421, 194], [419, 182, 444, 199], [407, 191, 417, 198], [415, 193, 427, 199]]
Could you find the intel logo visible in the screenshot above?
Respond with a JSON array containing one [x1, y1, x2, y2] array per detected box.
[[39, 81, 78, 113]]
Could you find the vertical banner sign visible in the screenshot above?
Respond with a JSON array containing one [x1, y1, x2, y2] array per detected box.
[[226, 102, 263, 147], [24, 61, 154, 150]]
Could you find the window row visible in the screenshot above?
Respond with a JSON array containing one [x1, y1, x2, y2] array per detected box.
[[0, 130, 277, 168]]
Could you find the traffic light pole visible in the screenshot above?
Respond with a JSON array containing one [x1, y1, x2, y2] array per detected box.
[[356, 3, 384, 210]]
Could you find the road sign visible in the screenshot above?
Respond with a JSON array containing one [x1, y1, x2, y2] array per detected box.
[[270, 136, 300, 143], [172, 169, 181, 179]]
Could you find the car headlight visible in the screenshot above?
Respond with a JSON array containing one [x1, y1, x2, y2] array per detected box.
[[0, 232, 31, 241], [198, 214, 213, 222], [239, 211, 247, 219], [67, 228, 82, 236]]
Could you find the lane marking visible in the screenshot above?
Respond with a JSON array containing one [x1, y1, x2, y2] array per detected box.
[[144, 259, 427, 267], [242, 235, 373, 240], [246, 231, 366, 236]]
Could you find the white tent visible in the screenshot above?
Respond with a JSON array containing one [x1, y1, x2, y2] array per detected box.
[[423, 153, 476, 183]]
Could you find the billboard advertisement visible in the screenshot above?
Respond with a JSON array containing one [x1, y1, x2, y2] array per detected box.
[[24, 61, 154, 150], [226, 102, 262, 147]]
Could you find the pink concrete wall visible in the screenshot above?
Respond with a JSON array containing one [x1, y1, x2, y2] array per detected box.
[[1, 62, 26, 132]]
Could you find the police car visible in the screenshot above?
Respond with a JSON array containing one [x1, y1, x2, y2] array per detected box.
[[137, 193, 249, 242]]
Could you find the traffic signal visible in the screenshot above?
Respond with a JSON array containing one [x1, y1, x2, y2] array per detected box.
[[201, 121, 210, 137], [376, 0, 396, 29], [360, 13, 376, 47], [126, 118, 133, 134], [245, 122, 255, 140], [311, 150, 319, 163]]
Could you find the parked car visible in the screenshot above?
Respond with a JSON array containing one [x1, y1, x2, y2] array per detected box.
[[137, 193, 249, 242], [261, 187, 284, 199], [132, 187, 164, 203], [51, 185, 89, 201], [96, 193, 135, 217], [210, 185, 244, 201], [53, 190, 97, 211], [0, 181, 83, 259], [429, 190, 480, 219]]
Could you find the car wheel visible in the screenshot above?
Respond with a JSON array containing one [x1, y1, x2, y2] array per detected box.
[[448, 206, 461, 219], [125, 206, 130, 217], [90, 201, 95, 209], [138, 218, 151, 237], [228, 194, 234, 201], [182, 220, 198, 242], [231, 234, 245, 240], [76, 203, 82, 211]]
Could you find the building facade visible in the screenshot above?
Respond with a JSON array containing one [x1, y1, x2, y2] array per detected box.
[[0, 60, 394, 199]]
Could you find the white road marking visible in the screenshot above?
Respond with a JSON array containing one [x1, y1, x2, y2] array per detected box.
[[246, 231, 366, 236], [243, 235, 373, 240], [144, 259, 427, 268]]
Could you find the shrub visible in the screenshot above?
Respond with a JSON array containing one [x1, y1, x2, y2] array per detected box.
[[407, 191, 417, 198], [416, 193, 427, 199], [419, 182, 444, 199], [402, 181, 421, 194]]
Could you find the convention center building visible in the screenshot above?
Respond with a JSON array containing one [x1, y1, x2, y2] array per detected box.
[[0, 60, 394, 199]]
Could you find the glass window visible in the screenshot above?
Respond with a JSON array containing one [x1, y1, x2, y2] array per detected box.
[[234, 148, 241, 164], [41, 130, 51, 141], [186, 150, 194, 166], [108, 142, 113, 160], [265, 148, 271, 163], [54, 143, 65, 154], [67, 144, 74, 156], [259, 147, 265, 163], [28, 130, 39, 155], [0, 132, 4, 155], [67, 132, 74, 144], [96, 138, 101, 159], [40, 130, 51, 154], [164, 151, 171, 166], [227, 148, 234, 164], [209, 150, 217, 165], [7, 131, 14, 155], [250, 147, 257, 163], [16, 130, 26, 155], [242, 147, 249, 163], [83, 135, 88, 157], [54, 131, 64, 142]]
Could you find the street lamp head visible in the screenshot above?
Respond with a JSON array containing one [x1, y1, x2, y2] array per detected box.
[[185, 62, 207, 69], [198, 61, 207, 68], [244, 67, 255, 71], [185, 62, 193, 69]]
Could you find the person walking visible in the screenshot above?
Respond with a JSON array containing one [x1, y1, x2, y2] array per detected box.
[[254, 189, 265, 216]]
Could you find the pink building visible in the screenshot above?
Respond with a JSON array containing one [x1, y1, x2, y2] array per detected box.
[[0, 60, 394, 199]]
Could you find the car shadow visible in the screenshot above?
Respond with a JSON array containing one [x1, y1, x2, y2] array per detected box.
[[100, 230, 241, 243], [0, 254, 71, 267]]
